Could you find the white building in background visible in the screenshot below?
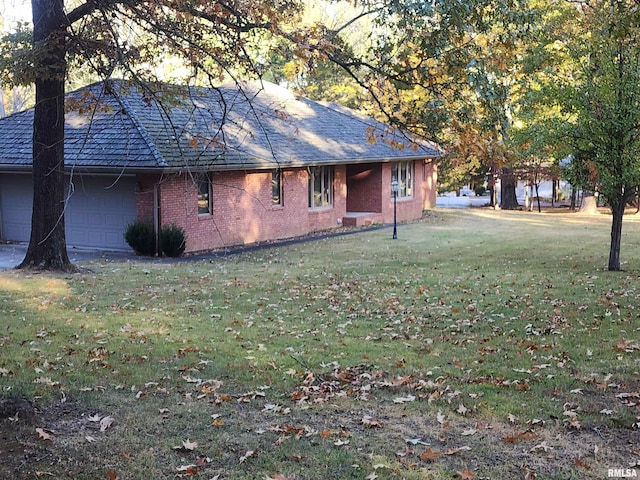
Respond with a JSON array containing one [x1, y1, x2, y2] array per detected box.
[[437, 179, 572, 209]]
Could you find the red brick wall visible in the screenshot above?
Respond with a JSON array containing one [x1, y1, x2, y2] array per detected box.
[[380, 160, 437, 223], [133, 161, 435, 254], [346, 163, 382, 213], [135, 175, 157, 221], [420, 160, 438, 209], [151, 166, 346, 253]]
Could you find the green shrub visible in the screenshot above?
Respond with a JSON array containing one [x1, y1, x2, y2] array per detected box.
[[159, 223, 186, 258], [474, 185, 486, 196], [124, 220, 156, 256]]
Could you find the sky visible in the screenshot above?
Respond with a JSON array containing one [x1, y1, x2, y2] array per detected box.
[[1, 0, 31, 31]]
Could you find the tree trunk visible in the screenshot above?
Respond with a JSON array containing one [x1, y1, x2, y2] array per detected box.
[[18, 0, 72, 271], [500, 168, 519, 210], [608, 200, 625, 271], [578, 190, 599, 214]]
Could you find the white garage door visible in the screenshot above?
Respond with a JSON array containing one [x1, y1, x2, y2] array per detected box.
[[0, 173, 137, 251]]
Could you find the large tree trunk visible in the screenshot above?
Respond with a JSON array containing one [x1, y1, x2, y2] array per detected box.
[[18, 0, 72, 271], [578, 190, 599, 214], [500, 168, 519, 210], [608, 200, 625, 271]]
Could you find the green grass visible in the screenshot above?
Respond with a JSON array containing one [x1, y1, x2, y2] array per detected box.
[[1, 208, 639, 479]]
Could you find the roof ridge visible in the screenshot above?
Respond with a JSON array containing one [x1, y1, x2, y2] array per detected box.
[[105, 79, 168, 168]]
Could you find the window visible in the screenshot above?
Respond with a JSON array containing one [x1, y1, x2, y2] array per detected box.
[[391, 161, 413, 198], [272, 169, 282, 206], [308, 166, 333, 209], [196, 173, 212, 215]]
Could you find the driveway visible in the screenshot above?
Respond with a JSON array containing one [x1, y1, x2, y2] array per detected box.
[[0, 243, 134, 270]]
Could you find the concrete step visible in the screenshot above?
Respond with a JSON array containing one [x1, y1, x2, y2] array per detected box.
[[342, 212, 383, 227]]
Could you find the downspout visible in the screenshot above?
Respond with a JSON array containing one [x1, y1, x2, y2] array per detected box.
[[154, 181, 160, 256], [0, 194, 3, 240]]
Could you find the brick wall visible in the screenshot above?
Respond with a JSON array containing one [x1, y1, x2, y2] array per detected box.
[[133, 161, 435, 254], [380, 160, 437, 223], [135, 175, 157, 221], [346, 163, 382, 213], [149, 166, 346, 253]]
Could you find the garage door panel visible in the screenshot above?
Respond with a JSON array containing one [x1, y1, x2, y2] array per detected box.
[[104, 214, 123, 227], [66, 176, 137, 250], [1, 174, 136, 251], [0, 174, 32, 242]]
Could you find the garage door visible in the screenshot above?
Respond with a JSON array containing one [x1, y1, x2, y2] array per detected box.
[[0, 173, 137, 251]]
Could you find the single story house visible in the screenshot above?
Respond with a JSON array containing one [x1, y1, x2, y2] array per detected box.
[[0, 80, 442, 253]]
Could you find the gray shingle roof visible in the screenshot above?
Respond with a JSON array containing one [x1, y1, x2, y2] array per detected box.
[[0, 80, 443, 172]]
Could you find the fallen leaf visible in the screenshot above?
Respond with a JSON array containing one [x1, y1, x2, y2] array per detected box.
[[574, 457, 591, 470], [35, 428, 52, 441], [183, 439, 197, 450], [461, 428, 477, 436], [100, 416, 115, 432], [420, 447, 442, 463], [239, 450, 257, 463], [176, 465, 198, 474], [107, 470, 118, 480], [457, 467, 475, 479], [405, 438, 430, 446], [393, 395, 416, 404], [437, 410, 448, 425], [85, 435, 97, 443], [362, 415, 383, 428], [446, 446, 472, 455], [530, 441, 553, 453]]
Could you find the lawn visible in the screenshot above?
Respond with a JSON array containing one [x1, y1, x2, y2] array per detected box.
[[0, 208, 639, 479]]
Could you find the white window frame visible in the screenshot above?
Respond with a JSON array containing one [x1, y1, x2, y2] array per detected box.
[[391, 161, 413, 198], [308, 166, 333, 209]]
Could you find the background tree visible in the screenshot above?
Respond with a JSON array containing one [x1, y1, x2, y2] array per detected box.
[[560, 1, 640, 270], [322, 0, 537, 208], [263, 0, 369, 109], [0, 1, 34, 117]]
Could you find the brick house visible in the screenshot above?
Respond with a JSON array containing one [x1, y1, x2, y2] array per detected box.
[[0, 80, 442, 253]]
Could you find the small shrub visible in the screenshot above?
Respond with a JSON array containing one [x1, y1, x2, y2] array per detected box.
[[124, 220, 156, 256], [159, 223, 186, 258], [474, 186, 486, 196]]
